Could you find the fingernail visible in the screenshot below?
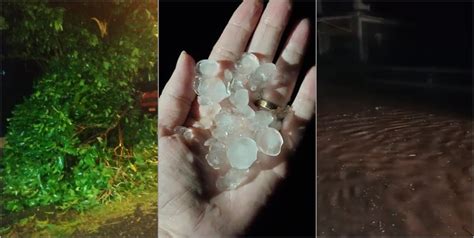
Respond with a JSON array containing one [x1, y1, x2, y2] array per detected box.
[[178, 50, 187, 62]]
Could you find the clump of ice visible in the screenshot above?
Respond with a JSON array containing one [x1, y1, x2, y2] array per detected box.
[[191, 53, 284, 191]]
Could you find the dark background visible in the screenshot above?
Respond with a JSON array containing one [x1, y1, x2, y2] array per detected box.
[[318, 1, 472, 118], [159, 1, 316, 236], [0, 60, 39, 136], [320, 1, 472, 69], [370, 2, 472, 69]]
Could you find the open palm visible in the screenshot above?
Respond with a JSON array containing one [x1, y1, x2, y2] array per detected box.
[[158, 0, 315, 236]]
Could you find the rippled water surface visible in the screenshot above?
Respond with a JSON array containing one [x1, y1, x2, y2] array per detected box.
[[317, 84, 473, 237]]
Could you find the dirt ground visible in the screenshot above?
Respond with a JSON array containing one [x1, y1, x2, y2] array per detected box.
[[72, 205, 157, 237], [1, 190, 158, 238]]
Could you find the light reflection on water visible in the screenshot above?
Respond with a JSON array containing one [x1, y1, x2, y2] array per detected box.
[[317, 86, 473, 237]]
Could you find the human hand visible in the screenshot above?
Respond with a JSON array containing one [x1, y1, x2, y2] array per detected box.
[[158, 0, 315, 236]]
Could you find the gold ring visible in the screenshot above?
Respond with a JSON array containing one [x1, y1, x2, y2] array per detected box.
[[255, 99, 290, 120], [255, 99, 279, 111]]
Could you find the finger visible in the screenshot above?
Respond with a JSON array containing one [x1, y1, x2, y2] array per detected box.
[[185, 99, 201, 125], [292, 66, 316, 121], [209, 0, 263, 62], [158, 51, 196, 137], [281, 66, 316, 151], [247, 0, 292, 62], [261, 19, 311, 106]]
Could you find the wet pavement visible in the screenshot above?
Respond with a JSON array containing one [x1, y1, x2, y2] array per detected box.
[[317, 82, 473, 237]]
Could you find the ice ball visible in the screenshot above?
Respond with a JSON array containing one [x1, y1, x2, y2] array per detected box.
[[249, 63, 277, 91], [256, 127, 284, 156], [206, 141, 227, 169], [229, 89, 249, 107], [236, 53, 259, 74], [196, 59, 219, 77], [252, 110, 274, 128], [198, 77, 229, 103], [227, 137, 258, 169]]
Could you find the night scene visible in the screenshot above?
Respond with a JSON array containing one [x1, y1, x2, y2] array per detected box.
[[317, 0, 472, 236], [1, 1, 158, 237]]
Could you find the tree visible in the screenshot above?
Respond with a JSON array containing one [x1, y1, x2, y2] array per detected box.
[[1, 0, 158, 212]]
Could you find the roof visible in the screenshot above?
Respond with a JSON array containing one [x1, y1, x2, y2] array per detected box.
[[318, 13, 399, 25]]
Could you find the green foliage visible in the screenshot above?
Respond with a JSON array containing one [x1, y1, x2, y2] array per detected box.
[[1, 0, 158, 212], [3, 0, 64, 64]]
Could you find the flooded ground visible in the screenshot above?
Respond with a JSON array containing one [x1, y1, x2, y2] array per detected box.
[[317, 82, 473, 237]]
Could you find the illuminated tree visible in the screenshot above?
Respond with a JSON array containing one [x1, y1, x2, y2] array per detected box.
[[1, 0, 158, 211]]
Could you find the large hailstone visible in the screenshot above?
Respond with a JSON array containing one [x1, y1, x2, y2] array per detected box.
[[227, 137, 258, 169], [252, 110, 274, 129], [236, 53, 260, 74], [197, 77, 229, 104], [256, 127, 284, 156], [196, 59, 220, 77], [229, 89, 255, 118], [198, 103, 221, 129], [206, 141, 227, 169], [249, 63, 277, 91]]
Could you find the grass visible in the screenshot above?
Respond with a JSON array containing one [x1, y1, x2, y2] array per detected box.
[[0, 187, 157, 237]]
